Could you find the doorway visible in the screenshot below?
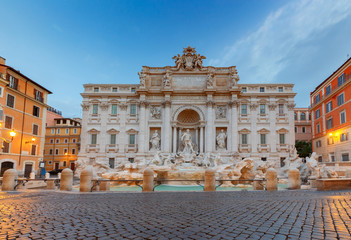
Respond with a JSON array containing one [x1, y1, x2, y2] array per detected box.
[[24, 163, 33, 178], [0, 161, 14, 177]]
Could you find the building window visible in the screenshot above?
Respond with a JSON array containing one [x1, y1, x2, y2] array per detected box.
[[91, 134, 97, 144], [56, 139, 59, 143], [72, 139, 76, 143], [279, 134, 285, 144], [111, 104, 117, 115], [131, 88, 136, 93], [65, 128, 69, 134], [32, 124, 39, 135], [294, 113, 297, 120], [316, 140, 321, 148], [327, 137, 334, 145], [64, 139, 68, 143], [241, 134, 247, 144], [337, 93, 344, 106], [315, 109, 320, 119], [318, 156, 322, 162], [260, 87, 265, 92], [316, 123, 321, 134], [314, 94, 320, 104], [326, 118, 333, 129], [280, 157, 286, 167], [128, 158, 134, 163], [50, 139, 54, 144], [49, 149, 53, 155], [259, 104, 265, 115], [55, 149, 59, 155], [278, 104, 284, 114], [309, 113, 311, 120], [94, 87, 99, 92], [112, 87, 118, 92], [295, 127, 297, 133], [337, 73, 345, 87], [73, 128, 77, 134], [340, 111, 346, 124], [6, 94, 15, 108], [72, 148, 76, 154], [34, 89, 43, 102], [342, 153, 349, 162], [51, 129, 55, 134], [242, 87, 247, 92], [92, 104, 99, 114], [110, 134, 116, 144], [130, 104, 137, 115], [241, 104, 247, 115], [57, 129, 60, 134], [325, 85, 331, 96], [8, 75, 18, 90], [340, 133, 348, 142], [278, 87, 283, 92], [109, 158, 115, 169], [31, 145, 37, 155], [33, 106, 40, 117], [300, 112, 306, 120], [129, 134, 135, 145], [260, 134, 266, 144], [63, 161, 67, 167], [5, 116, 13, 129], [325, 101, 332, 113], [302, 127, 306, 133], [329, 153, 335, 162], [2, 142, 10, 153]]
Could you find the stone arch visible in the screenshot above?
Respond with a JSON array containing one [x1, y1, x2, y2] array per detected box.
[[172, 105, 205, 122], [0, 159, 16, 177]]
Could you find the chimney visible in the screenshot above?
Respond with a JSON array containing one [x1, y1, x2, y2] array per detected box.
[[0, 56, 6, 65]]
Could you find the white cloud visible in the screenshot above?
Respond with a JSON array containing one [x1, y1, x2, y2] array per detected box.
[[209, 0, 351, 83]]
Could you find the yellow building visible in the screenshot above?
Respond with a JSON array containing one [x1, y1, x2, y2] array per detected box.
[[44, 118, 81, 171], [0, 57, 52, 177]]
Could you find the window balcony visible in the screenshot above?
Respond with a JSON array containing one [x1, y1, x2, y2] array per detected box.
[[239, 144, 251, 153], [126, 144, 138, 153], [257, 114, 269, 123], [87, 144, 99, 153], [258, 144, 270, 153], [106, 144, 119, 153], [277, 144, 289, 152], [239, 114, 250, 123]]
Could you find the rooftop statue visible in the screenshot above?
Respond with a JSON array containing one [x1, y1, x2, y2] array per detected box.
[[172, 46, 206, 71]]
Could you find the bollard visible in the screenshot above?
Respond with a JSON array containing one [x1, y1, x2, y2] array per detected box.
[[345, 169, 351, 178], [288, 168, 301, 189], [58, 172, 61, 179], [204, 169, 216, 192], [60, 168, 73, 191], [80, 168, 93, 192], [266, 168, 277, 191], [45, 172, 50, 179], [143, 168, 154, 192], [253, 180, 264, 190], [46, 179, 56, 190], [99, 181, 110, 191], [29, 172, 35, 179], [1, 169, 18, 191]]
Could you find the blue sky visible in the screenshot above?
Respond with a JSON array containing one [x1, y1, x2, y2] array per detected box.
[[1, 0, 351, 118]]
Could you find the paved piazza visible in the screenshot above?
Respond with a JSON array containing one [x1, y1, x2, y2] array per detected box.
[[1, 190, 351, 239]]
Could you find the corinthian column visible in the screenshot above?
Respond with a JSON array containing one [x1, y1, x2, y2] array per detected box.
[[206, 100, 215, 152], [138, 101, 147, 153], [162, 100, 172, 152], [230, 100, 239, 152]]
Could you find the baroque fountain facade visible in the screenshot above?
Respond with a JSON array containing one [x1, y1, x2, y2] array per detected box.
[[77, 46, 304, 182]]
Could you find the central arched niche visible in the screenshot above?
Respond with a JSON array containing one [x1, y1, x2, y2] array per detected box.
[[176, 109, 201, 152], [177, 109, 200, 125]]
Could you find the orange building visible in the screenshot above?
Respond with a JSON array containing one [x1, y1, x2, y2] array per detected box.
[[0, 57, 52, 177], [294, 108, 312, 142], [46, 107, 62, 127], [310, 57, 351, 165], [44, 118, 81, 171]]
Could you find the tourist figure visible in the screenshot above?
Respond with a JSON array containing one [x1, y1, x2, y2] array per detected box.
[[216, 129, 227, 149], [150, 130, 161, 151], [181, 129, 194, 154]]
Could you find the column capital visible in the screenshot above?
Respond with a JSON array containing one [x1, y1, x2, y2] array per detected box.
[[206, 100, 215, 107], [250, 103, 258, 110], [287, 103, 296, 110], [162, 100, 172, 107], [139, 100, 149, 108], [119, 103, 128, 111], [228, 100, 239, 108], [268, 104, 277, 111], [81, 103, 90, 111]]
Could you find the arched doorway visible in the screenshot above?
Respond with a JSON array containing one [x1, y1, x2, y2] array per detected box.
[[173, 108, 204, 153], [0, 161, 14, 177]]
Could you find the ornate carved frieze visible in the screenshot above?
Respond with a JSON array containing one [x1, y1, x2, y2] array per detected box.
[[250, 103, 258, 110], [216, 106, 227, 119], [100, 103, 109, 111], [172, 46, 206, 71], [150, 106, 161, 119], [287, 103, 296, 110], [268, 104, 277, 111], [119, 103, 128, 111]]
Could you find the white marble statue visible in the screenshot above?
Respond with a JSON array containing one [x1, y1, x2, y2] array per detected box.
[[138, 72, 147, 88], [163, 71, 172, 88], [206, 73, 213, 88], [150, 106, 161, 119], [216, 130, 227, 150], [150, 130, 161, 151], [181, 129, 194, 154]]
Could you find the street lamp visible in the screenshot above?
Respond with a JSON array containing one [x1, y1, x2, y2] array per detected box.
[[1, 129, 16, 143], [25, 137, 36, 144]]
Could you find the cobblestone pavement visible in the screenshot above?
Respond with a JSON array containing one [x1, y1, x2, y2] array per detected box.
[[1, 190, 351, 239]]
